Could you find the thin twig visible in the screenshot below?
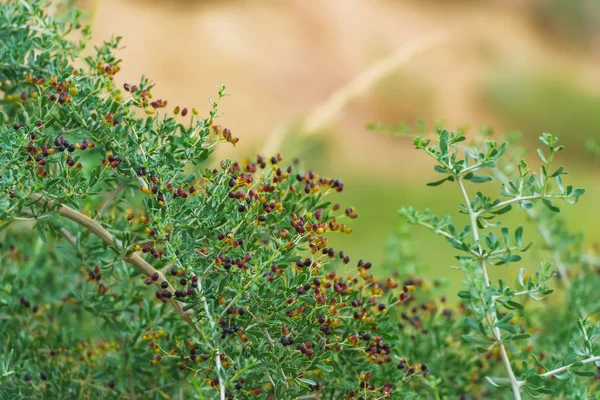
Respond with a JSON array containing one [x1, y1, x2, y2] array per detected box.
[[59, 227, 77, 248], [262, 328, 275, 347], [456, 178, 522, 400], [260, 327, 289, 389], [539, 355, 600, 377], [516, 355, 600, 386], [194, 276, 226, 400]]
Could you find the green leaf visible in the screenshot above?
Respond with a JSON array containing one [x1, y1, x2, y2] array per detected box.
[[485, 376, 501, 388], [550, 166, 564, 177], [542, 199, 560, 213], [504, 300, 524, 310], [467, 174, 492, 183], [427, 176, 453, 186], [297, 378, 317, 386], [491, 205, 512, 215], [571, 369, 595, 377], [464, 317, 482, 333], [521, 201, 533, 210], [518, 268, 525, 286], [531, 354, 546, 371], [515, 226, 523, 246], [461, 335, 493, 345], [36, 220, 47, 244], [315, 364, 334, 373], [555, 175, 564, 193], [537, 149, 547, 163]]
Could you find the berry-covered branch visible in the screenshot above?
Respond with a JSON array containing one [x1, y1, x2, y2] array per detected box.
[[27, 193, 195, 327]]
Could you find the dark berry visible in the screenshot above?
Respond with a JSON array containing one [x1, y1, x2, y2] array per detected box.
[[280, 336, 294, 346]]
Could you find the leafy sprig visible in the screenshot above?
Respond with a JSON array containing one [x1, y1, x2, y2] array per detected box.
[[402, 129, 593, 399]]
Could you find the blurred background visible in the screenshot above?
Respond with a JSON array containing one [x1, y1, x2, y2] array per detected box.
[[78, 0, 600, 292]]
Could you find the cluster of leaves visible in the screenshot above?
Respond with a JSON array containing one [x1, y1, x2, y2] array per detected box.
[[400, 128, 600, 399]]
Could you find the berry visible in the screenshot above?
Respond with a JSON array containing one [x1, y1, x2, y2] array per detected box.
[[280, 336, 294, 346]]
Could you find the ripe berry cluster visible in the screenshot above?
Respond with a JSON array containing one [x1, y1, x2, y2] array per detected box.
[[19, 122, 95, 176]]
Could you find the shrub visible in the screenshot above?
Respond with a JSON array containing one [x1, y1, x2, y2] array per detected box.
[[1, 2, 600, 400], [0, 2, 426, 399], [400, 130, 597, 399]]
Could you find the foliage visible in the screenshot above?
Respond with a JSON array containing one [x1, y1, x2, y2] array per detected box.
[[400, 128, 599, 399], [2, 2, 600, 400], [0, 2, 426, 399]]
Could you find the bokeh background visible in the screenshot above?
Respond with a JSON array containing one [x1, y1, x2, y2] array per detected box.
[[78, 0, 600, 293]]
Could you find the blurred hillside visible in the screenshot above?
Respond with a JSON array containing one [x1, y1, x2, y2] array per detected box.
[[79, 0, 600, 290]]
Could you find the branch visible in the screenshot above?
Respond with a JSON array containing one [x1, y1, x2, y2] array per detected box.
[[490, 167, 571, 289], [28, 193, 194, 328], [512, 289, 539, 297], [59, 227, 77, 248], [194, 275, 226, 400], [456, 178, 522, 400], [484, 192, 576, 217], [411, 220, 479, 257], [28, 195, 224, 398], [516, 355, 600, 387], [259, 327, 289, 389], [539, 355, 600, 378], [459, 162, 487, 176], [482, 195, 542, 214]]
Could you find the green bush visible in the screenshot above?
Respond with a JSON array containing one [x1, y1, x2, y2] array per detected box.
[[1, 2, 600, 399]]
